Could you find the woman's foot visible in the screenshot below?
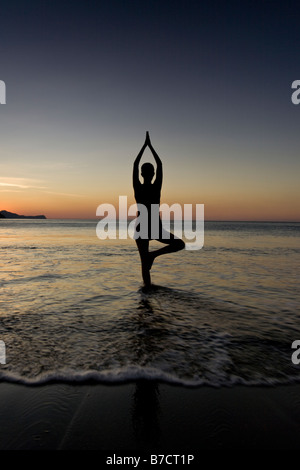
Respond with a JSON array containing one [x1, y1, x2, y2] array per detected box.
[[140, 253, 154, 287]]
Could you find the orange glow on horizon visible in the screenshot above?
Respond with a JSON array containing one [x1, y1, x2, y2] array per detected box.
[[1, 183, 299, 221]]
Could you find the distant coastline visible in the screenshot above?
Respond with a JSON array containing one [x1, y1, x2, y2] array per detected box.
[[0, 210, 46, 219]]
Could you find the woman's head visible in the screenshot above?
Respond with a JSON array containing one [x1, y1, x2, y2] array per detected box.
[[141, 162, 155, 182]]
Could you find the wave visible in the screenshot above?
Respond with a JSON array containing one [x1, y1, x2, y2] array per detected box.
[[1, 365, 300, 388]]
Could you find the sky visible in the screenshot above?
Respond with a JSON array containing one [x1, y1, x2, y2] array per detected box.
[[0, 0, 299, 220]]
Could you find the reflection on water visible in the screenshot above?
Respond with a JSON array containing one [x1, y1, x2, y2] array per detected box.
[[0, 220, 299, 387], [132, 380, 161, 450]]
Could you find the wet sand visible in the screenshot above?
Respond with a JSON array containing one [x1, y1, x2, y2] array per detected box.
[[0, 381, 300, 451]]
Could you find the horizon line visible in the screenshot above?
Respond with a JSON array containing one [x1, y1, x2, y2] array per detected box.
[[3, 217, 298, 223]]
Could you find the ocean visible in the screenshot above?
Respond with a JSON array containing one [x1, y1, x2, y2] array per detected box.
[[0, 219, 299, 387]]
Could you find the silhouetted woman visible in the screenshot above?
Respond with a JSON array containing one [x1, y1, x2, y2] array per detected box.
[[133, 132, 185, 286]]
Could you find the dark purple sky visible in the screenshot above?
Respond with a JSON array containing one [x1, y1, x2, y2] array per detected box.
[[1, 0, 299, 219]]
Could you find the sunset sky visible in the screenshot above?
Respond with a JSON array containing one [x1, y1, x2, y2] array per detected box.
[[0, 0, 299, 220]]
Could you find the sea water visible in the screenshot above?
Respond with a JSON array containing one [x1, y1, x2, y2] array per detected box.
[[0, 219, 299, 387]]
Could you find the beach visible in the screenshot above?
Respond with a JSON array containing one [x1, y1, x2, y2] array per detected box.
[[0, 219, 300, 452], [1, 381, 300, 451]]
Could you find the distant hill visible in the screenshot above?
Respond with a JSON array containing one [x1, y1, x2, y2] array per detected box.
[[0, 210, 46, 219]]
